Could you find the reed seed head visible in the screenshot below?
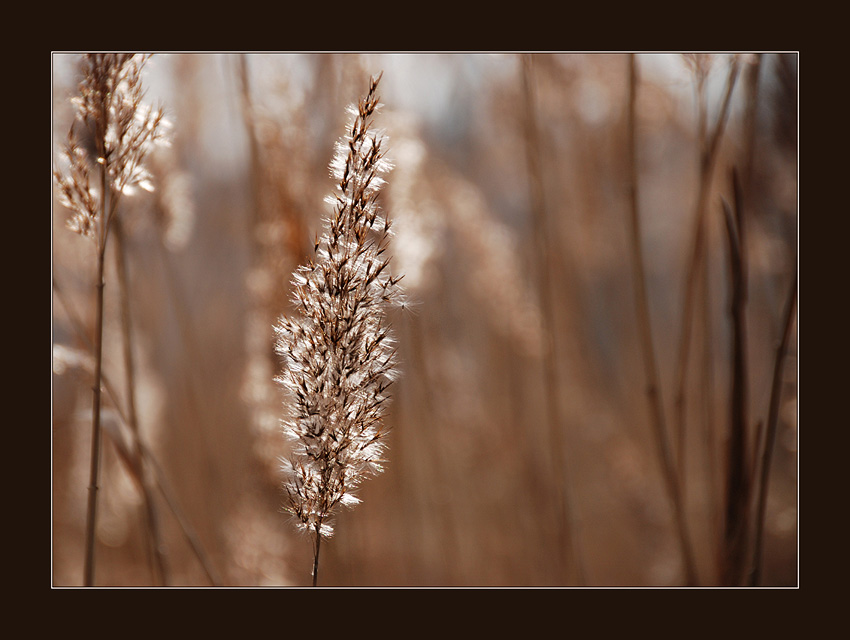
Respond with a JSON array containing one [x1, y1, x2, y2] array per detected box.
[[54, 54, 170, 245], [275, 73, 402, 538]]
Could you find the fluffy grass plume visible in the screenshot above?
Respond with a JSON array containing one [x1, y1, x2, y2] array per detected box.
[[274, 73, 402, 584], [55, 54, 168, 244]]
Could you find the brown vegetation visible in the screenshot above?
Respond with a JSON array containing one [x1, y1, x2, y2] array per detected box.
[[52, 52, 797, 587]]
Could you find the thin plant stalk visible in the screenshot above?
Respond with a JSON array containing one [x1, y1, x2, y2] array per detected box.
[[54, 276, 222, 585], [143, 443, 223, 586], [740, 55, 763, 198], [626, 54, 698, 586], [83, 241, 107, 586], [698, 250, 720, 553], [673, 58, 740, 488], [84, 149, 115, 586], [113, 218, 169, 585], [748, 272, 796, 586], [312, 522, 322, 587], [720, 182, 750, 586], [520, 53, 587, 586], [697, 212, 716, 506]]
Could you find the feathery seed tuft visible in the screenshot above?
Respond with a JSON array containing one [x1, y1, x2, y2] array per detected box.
[[275, 73, 402, 540]]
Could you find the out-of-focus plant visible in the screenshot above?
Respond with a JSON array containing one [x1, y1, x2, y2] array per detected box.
[[54, 53, 169, 586]]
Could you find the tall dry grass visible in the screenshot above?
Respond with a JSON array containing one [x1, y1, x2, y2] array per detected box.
[[52, 52, 797, 587]]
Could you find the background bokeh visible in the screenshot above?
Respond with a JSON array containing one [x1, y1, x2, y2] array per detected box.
[[51, 52, 798, 587]]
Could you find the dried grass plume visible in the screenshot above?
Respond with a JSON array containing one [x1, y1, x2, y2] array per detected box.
[[274, 73, 402, 549]]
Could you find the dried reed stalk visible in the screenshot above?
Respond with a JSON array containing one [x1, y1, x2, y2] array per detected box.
[[275, 73, 402, 586], [53, 276, 222, 585], [54, 53, 168, 585], [720, 170, 750, 586], [748, 271, 796, 586], [113, 217, 169, 585], [626, 54, 698, 585], [673, 56, 740, 489], [740, 55, 763, 199], [520, 53, 586, 585]]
